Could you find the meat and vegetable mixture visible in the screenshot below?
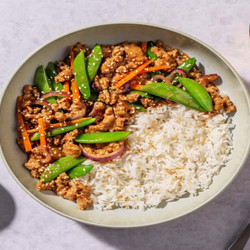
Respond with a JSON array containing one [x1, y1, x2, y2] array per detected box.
[[16, 40, 236, 210]]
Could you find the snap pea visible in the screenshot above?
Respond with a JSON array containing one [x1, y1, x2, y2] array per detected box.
[[40, 156, 86, 183], [34, 65, 57, 104], [139, 82, 205, 112], [87, 44, 103, 82], [128, 102, 146, 112], [45, 62, 63, 91], [31, 118, 96, 141], [179, 77, 213, 112], [171, 57, 196, 85], [147, 41, 157, 59], [68, 164, 93, 179], [75, 131, 132, 144], [73, 50, 90, 99]]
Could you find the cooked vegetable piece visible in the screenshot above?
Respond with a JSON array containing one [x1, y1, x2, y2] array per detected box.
[[139, 82, 206, 112], [45, 62, 63, 91], [34, 65, 57, 104], [31, 118, 96, 141], [75, 131, 132, 144], [68, 164, 93, 179], [179, 77, 213, 111], [27, 117, 92, 133], [128, 102, 146, 112], [87, 44, 103, 82], [116, 58, 155, 88], [40, 155, 85, 183], [16, 96, 32, 152], [38, 118, 47, 147], [71, 79, 81, 104], [171, 58, 196, 85], [142, 41, 147, 53], [73, 50, 90, 99], [141, 65, 170, 74], [147, 41, 157, 59]]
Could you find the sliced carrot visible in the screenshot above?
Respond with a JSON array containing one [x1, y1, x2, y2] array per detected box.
[[130, 84, 144, 90], [116, 58, 155, 88], [141, 65, 171, 74], [38, 118, 46, 148], [71, 79, 80, 104], [17, 96, 32, 152], [142, 41, 147, 53], [70, 46, 74, 70], [27, 117, 91, 133]]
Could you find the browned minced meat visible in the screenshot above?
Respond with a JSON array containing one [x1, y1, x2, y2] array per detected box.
[[18, 40, 236, 210], [36, 173, 93, 210]]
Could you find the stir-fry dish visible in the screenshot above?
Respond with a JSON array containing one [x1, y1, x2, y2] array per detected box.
[[17, 41, 236, 210]]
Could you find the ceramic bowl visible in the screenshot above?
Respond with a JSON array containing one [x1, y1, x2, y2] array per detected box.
[[0, 23, 249, 228]]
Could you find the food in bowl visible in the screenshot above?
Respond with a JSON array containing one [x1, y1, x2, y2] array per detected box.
[[16, 40, 236, 210]]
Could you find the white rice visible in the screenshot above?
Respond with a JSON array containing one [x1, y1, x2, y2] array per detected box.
[[80, 104, 234, 210]]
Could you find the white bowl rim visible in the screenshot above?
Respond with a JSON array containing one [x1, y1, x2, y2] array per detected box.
[[0, 21, 249, 228]]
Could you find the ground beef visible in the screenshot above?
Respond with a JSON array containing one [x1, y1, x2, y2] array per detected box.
[[36, 173, 93, 210], [119, 92, 140, 103], [98, 90, 118, 105], [124, 43, 147, 68], [93, 76, 110, 91], [55, 64, 73, 83], [21, 85, 40, 108], [62, 142, 82, 158], [140, 98, 156, 108]]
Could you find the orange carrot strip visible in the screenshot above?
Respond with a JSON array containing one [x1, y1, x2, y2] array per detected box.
[[141, 65, 171, 74], [71, 80, 80, 104], [17, 96, 32, 152], [130, 84, 144, 90], [116, 58, 155, 88], [38, 118, 46, 148], [142, 42, 147, 53], [70, 46, 74, 70], [27, 117, 91, 133]]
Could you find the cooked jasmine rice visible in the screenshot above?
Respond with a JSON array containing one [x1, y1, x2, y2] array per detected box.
[[80, 104, 234, 210]]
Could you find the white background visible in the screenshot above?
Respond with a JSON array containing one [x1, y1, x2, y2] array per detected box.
[[0, 0, 249, 249]]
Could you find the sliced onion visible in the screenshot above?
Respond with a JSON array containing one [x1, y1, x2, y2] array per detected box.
[[167, 68, 187, 82], [41, 91, 70, 99], [32, 99, 50, 107], [88, 107, 99, 118], [152, 75, 171, 84], [88, 107, 104, 122], [80, 143, 126, 162], [92, 82, 100, 92], [121, 82, 131, 93]]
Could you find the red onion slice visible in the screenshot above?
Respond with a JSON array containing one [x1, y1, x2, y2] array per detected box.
[[88, 107, 104, 122], [32, 99, 50, 107], [88, 107, 99, 118], [167, 68, 188, 82], [80, 143, 126, 162], [151, 75, 172, 84], [41, 91, 71, 99], [41, 147, 52, 164]]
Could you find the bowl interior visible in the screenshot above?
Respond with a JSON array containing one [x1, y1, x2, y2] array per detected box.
[[0, 23, 249, 228]]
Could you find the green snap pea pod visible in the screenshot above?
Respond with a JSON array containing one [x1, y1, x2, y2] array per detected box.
[[73, 50, 90, 99], [31, 118, 96, 141], [75, 131, 132, 144], [179, 77, 213, 112], [139, 82, 205, 112], [40, 156, 86, 183], [45, 62, 63, 91], [34, 65, 57, 104], [68, 164, 93, 179], [147, 41, 158, 59], [128, 102, 146, 112], [87, 44, 103, 82], [171, 58, 197, 85]]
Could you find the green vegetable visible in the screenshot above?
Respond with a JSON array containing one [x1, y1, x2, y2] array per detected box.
[[147, 41, 157, 59], [73, 50, 90, 99], [31, 118, 96, 141], [87, 44, 103, 82], [68, 164, 93, 179], [171, 58, 196, 85], [34, 65, 57, 104], [45, 62, 63, 91], [179, 77, 213, 112], [129, 90, 154, 99], [40, 156, 85, 183], [75, 131, 132, 144], [139, 82, 205, 112], [128, 102, 146, 112]]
